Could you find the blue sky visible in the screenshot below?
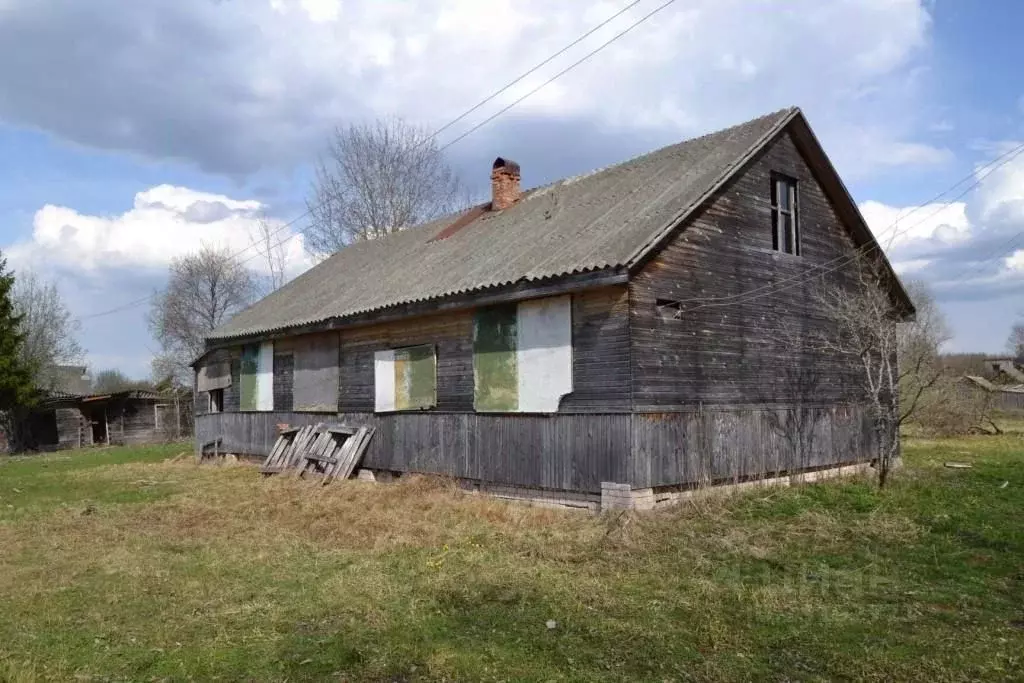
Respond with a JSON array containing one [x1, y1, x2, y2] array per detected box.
[[0, 0, 1022, 378]]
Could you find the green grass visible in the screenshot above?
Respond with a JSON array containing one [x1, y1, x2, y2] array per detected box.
[[1, 432, 1022, 682]]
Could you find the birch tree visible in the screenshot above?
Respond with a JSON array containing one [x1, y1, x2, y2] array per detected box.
[[809, 262, 948, 487], [1008, 322, 1024, 358]]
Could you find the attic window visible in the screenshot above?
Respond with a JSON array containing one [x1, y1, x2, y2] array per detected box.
[[770, 174, 800, 255], [656, 298, 683, 319]]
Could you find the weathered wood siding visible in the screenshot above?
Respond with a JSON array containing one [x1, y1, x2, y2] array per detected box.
[[196, 411, 629, 493], [630, 132, 865, 410], [341, 313, 473, 413], [196, 404, 877, 492], [629, 405, 876, 488], [106, 399, 162, 446], [337, 286, 630, 414], [56, 408, 89, 450], [561, 287, 631, 412], [272, 352, 294, 411], [194, 348, 237, 417]]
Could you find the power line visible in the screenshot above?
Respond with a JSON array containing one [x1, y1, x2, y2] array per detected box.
[[935, 227, 1024, 286], [80, 0, 672, 321], [435, 0, 680, 154], [428, 0, 644, 144], [677, 139, 1024, 313], [80, 293, 157, 320]]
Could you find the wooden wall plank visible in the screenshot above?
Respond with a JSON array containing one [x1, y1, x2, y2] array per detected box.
[[629, 131, 868, 411], [196, 411, 630, 493]]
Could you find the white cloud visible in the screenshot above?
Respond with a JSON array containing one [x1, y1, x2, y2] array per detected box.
[[975, 141, 1024, 222], [859, 146, 1024, 294], [859, 199, 969, 251], [0, 0, 941, 176], [270, 0, 340, 23], [7, 185, 312, 278], [1006, 249, 1024, 272]]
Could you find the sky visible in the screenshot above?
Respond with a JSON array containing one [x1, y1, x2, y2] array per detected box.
[[0, 0, 1022, 379]]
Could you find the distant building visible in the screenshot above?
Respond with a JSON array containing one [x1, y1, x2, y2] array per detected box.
[[2, 365, 189, 452]]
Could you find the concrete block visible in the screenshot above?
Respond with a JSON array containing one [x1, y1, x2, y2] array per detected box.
[[601, 482, 656, 511]]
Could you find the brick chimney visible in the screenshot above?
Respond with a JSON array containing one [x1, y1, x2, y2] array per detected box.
[[490, 157, 521, 211]]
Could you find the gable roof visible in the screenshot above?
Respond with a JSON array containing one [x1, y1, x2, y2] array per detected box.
[[209, 107, 910, 342]]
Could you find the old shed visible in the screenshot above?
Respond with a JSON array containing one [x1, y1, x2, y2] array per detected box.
[[194, 107, 913, 509], [19, 390, 183, 452]]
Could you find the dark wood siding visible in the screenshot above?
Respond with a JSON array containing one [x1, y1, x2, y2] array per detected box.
[[273, 353, 294, 412], [560, 287, 631, 412], [337, 287, 631, 414], [196, 411, 629, 493], [340, 310, 475, 413], [629, 405, 876, 488], [107, 399, 161, 446], [630, 132, 865, 410], [55, 408, 89, 449], [225, 358, 241, 413], [196, 404, 877, 492]]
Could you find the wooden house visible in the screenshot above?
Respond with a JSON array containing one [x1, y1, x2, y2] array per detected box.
[[193, 107, 913, 509]]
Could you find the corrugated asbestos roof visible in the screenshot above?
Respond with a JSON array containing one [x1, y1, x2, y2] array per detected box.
[[209, 108, 798, 341]]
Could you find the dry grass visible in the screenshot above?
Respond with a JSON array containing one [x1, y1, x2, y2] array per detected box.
[[1, 434, 1023, 681]]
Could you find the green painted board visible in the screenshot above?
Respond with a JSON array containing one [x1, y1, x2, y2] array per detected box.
[[239, 344, 259, 412], [394, 345, 436, 410], [473, 304, 518, 412]]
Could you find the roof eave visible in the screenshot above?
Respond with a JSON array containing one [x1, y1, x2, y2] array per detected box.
[[204, 267, 629, 347]]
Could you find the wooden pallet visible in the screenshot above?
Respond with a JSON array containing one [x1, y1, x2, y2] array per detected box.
[[261, 424, 320, 474], [323, 426, 374, 485], [260, 423, 374, 484]]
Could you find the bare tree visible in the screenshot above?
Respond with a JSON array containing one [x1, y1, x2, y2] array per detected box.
[[12, 270, 84, 390], [1008, 322, 1024, 358], [807, 262, 949, 487], [304, 118, 464, 254], [250, 213, 288, 293], [148, 246, 256, 385]]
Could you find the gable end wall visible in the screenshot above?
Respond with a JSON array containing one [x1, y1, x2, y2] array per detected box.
[[629, 131, 867, 410]]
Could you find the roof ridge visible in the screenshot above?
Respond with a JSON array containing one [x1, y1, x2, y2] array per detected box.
[[522, 106, 799, 201]]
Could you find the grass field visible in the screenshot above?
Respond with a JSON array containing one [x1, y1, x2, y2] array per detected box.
[[1, 431, 1022, 682]]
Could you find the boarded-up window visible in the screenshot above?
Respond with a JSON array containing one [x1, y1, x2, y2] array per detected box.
[[196, 360, 231, 392], [290, 333, 340, 412], [239, 342, 274, 411], [473, 295, 573, 413], [374, 345, 436, 412]]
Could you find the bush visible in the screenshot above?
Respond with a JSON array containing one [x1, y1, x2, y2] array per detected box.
[[911, 377, 999, 437]]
